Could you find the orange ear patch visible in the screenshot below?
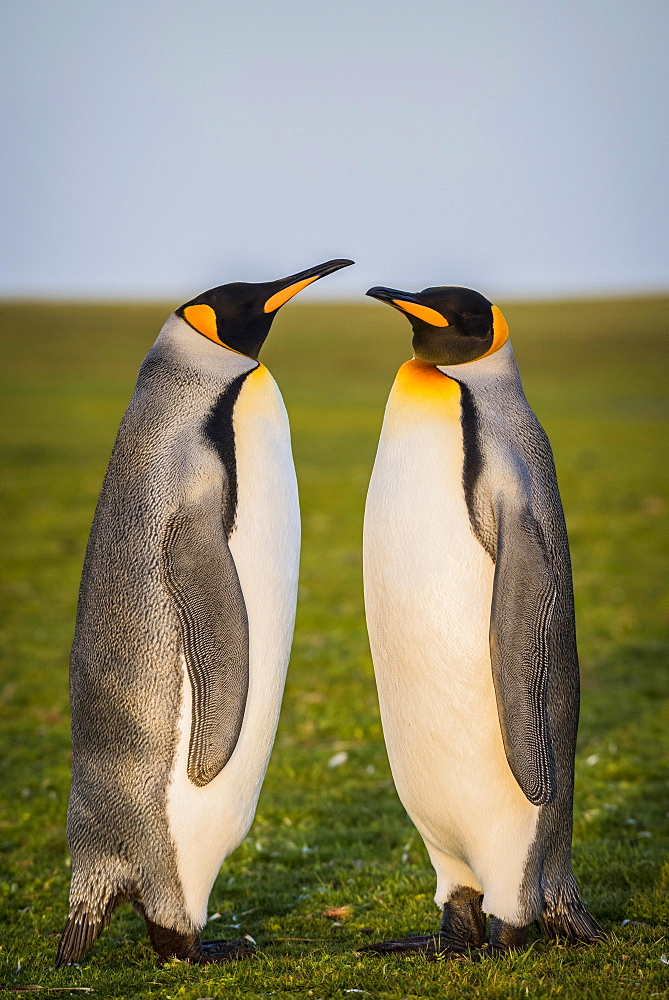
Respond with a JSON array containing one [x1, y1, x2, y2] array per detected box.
[[264, 276, 319, 313], [479, 305, 509, 359], [183, 304, 222, 345], [392, 300, 449, 327]]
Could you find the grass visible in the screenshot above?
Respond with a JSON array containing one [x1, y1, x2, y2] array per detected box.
[[0, 295, 667, 999]]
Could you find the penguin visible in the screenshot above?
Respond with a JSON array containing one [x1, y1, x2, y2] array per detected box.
[[56, 258, 354, 967], [361, 283, 604, 957]]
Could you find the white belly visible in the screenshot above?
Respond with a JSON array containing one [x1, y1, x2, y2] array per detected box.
[[363, 384, 538, 919], [167, 365, 300, 926]]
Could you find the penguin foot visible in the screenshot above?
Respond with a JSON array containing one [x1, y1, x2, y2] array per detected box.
[[358, 932, 471, 959], [145, 919, 255, 964], [440, 887, 486, 948], [359, 886, 485, 960], [196, 937, 255, 963], [474, 917, 529, 957]]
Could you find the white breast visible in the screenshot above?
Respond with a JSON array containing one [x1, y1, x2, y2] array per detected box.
[[363, 369, 538, 923], [167, 364, 300, 926]]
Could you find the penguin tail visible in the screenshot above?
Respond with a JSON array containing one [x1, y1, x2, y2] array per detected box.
[[55, 896, 120, 967], [541, 894, 606, 944]]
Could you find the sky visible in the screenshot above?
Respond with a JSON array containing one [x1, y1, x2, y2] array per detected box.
[[1, 0, 667, 300]]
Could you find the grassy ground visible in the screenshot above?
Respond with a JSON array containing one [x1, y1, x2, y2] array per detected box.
[[0, 295, 667, 999]]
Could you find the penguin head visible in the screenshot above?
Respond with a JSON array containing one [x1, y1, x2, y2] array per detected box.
[[366, 284, 509, 365], [177, 259, 354, 359]]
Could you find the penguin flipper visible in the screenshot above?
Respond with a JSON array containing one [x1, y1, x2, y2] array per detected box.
[[489, 490, 557, 807], [162, 502, 249, 787]]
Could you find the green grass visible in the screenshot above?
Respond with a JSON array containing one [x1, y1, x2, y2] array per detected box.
[[1, 296, 667, 999]]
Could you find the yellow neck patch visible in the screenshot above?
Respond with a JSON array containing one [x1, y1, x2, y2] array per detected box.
[[478, 305, 509, 359], [391, 360, 461, 421], [264, 276, 319, 313], [393, 300, 449, 327]]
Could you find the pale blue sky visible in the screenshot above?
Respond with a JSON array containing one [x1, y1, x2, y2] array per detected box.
[[1, 0, 667, 299]]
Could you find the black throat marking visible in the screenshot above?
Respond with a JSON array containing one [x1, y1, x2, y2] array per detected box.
[[203, 369, 255, 538], [454, 379, 497, 562]]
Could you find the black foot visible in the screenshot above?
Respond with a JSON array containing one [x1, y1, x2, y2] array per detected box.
[[475, 917, 529, 957], [358, 932, 471, 959], [197, 937, 255, 962], [145, 918, 255, 964], [441, 886, 486, 948], [359, 886, 485, 959]]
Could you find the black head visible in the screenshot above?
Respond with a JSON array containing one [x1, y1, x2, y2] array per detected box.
[[177, 259, 354, 359], [366, 284, 509, 365]]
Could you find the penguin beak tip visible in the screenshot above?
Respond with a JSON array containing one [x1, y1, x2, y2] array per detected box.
[[322, 258, 355, 274]]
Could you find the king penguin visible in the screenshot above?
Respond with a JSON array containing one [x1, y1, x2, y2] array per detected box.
[[56, 258, 354, 967], [362, 283, 604, 956]]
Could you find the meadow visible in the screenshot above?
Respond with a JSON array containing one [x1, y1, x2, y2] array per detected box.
[[0, 295, 667, 999]]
